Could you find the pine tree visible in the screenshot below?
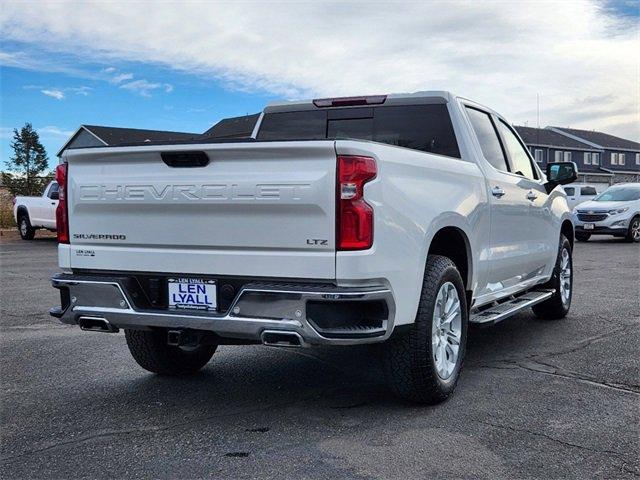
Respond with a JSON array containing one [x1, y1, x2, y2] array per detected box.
[[1, 123, 51, 196]]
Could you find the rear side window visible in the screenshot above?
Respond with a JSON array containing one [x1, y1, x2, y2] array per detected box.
[[258, 105, 460, 158], [496, 120, 538, 180], [581, 186, 597, 195], [465, 107, 509, 172]]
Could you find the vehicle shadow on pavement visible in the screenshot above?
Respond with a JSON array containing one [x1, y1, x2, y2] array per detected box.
[[99, 314, 561, 412]]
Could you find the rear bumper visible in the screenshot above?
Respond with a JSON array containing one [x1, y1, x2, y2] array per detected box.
[[50, 273, 395, 346]]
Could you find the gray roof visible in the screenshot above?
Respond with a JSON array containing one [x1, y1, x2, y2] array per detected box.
[[201, 114, 260, 139], [83, 125, 196, 145], [58, 125, 197, 156], [549, 127, 640, 151], [514, 126, 595, 150]]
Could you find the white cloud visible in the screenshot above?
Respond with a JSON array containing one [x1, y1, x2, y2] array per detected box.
[[119, 79, 163, 97], [112, 72, 133, 83], [41, 89, 64, 100], [0, 127, 14, 139], [1, 0, 638, 138], [68, 86, 91, 96], [102, 66, 116, 73], [164, 83, 173, 93], [37, 126, 74, 138]]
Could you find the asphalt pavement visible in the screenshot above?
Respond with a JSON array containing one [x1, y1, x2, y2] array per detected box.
[[1, 231, 638, 479]]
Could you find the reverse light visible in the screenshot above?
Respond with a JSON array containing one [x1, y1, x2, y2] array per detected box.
[[337, 155, 376, 250], [55, 163, 69, 244]]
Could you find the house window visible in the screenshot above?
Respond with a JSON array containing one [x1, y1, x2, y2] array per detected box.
[[636, 153, 640, 165], [534, 149, 544, 163], [584, 153, 591, 165], [563, 151, 572, 162], [554, 151, 563, 162], [619, 153, 625, 165], [592, 153, 599, 165], [611, 153, 618, 165]]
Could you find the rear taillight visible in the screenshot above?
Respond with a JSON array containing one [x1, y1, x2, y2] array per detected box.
[[55, 163, 69, 244], [337, 155, 376, 250]]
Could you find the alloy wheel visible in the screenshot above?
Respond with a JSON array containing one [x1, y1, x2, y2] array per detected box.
[[431, 282, 462, 380], [559, 247, 572, 305], [631, 219, 640, 242]]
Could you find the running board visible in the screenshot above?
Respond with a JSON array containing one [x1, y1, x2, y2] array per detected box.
[[470, 289, 555, 325]]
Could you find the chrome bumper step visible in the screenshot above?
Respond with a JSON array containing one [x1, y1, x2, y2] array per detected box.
[[470, 289, 555, 325], [50, 273, 395, 346]]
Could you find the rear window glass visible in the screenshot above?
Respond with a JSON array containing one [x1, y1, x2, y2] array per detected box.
[[581, 186, 597, 195], [258, 105, 460, 158]]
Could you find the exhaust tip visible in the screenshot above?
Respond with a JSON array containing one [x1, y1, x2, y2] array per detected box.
[[261, 330, 304, 348], [78, 316, 119, 333]]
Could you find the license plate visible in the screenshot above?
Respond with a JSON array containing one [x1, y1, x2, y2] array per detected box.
[[168, 278, 217, 311], [584, 223, 595, 230]]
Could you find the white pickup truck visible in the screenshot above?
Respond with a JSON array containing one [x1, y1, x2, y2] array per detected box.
[[50, 92, 578, 403], [13, 181, 59, 240]]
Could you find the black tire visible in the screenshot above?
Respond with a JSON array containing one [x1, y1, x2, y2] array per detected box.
[[383, 255, 468, 404], [18, 214, 36, 240], [625, 216, 640, 243], [532, 235, 572, 320], [575, 232, 590, 242], [125, 329, 217, 375]]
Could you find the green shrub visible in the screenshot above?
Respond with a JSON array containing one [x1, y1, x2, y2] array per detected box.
[[0, 190, 16, 229]]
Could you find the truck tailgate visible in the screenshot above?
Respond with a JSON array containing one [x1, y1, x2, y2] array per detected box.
[[64, 141, 337, 279]]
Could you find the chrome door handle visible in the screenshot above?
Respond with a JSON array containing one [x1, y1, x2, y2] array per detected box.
[[526, 191, 538, 201], [491, 186, 505, 198]]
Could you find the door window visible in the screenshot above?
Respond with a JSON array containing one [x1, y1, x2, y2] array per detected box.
[[465, 107, 509, 172], [47, 182, 59, 199], [496, 120, 538, 180], [564, 187, 575, 196]]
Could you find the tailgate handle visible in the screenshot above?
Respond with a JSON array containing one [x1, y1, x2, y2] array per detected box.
[[161, 151, 209, 168]]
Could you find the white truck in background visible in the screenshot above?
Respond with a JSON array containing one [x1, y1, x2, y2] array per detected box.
[[563, 183, 599, 210], [50, 92, 578, 404], [13, 181, 59, 240]]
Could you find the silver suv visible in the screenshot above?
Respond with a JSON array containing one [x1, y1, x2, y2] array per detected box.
[[574, 183, 640, 243]]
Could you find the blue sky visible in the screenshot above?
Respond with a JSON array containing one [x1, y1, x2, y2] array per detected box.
[[1, 46, 275, 167], [1, 0, 638, 171]]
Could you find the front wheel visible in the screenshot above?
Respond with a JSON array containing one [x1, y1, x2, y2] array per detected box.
[[125, 329, 217, 375], [383, 255, 468, 404], [625, 216, 640, 243], [532, 235, 572, 320], [18, 215, 36, 240]]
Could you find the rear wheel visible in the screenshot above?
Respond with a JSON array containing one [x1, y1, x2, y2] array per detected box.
[[125, 329, 217, 375], [383, 255, 468, 404], [532, 235, 572, 320], [625, 216, 640, 243], [575, 232, 590, 242], [18, 215, 36, 240]]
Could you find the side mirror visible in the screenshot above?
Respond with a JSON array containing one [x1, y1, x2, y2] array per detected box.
[[545, 162, 578, 193]]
